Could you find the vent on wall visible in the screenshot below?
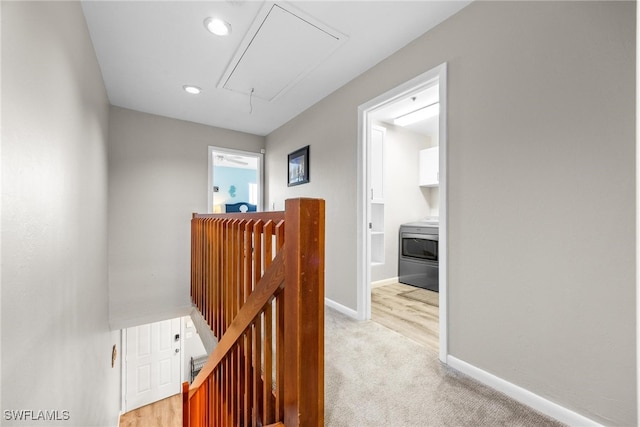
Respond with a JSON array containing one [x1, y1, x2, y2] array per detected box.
[[218, 3, 347, 102]]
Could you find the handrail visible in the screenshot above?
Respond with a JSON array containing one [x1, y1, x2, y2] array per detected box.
[[184, 198, 325, 427]]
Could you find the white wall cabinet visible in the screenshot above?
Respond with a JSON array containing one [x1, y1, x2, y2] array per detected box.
[[419, 146, 439, 187]]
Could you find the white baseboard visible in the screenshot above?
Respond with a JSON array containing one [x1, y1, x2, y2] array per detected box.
[[447, 356, 601, 427], [324, 297, 359, 319], [371, 277, 399, 288]]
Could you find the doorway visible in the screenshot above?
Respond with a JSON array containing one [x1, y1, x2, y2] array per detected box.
[[357, 63, 448, 363], [208, 146, 264, 213], [123, 318, 182, 412], [121, 316, 208, 413]]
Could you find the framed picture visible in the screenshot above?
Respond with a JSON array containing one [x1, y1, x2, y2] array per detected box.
[[287, 145, 310, 186]]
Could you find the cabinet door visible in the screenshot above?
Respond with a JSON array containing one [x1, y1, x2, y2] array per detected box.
[[371, 126, 385, 201], [419, 146, 439, 187]]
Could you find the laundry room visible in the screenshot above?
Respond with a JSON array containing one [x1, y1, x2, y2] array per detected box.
[[368, 81, 441, 351]]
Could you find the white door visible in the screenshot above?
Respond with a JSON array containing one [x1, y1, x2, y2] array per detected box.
[[125, 318, 181, 411]]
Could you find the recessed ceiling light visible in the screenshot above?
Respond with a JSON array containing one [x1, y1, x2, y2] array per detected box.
[[183, 85, 202, 95], [204, 17, 232, 36]]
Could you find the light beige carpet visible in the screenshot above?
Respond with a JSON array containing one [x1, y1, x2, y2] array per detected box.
[[324, 307, 565, 427]]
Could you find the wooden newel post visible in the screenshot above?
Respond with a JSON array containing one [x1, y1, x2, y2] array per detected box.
[[182, 381, 190, 427], [283, 198, 326, 427]]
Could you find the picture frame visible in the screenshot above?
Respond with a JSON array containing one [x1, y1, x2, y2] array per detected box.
[[287, 145, 310, 186]]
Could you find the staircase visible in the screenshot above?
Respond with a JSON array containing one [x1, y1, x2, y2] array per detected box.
[[183, 198, 325, 427]]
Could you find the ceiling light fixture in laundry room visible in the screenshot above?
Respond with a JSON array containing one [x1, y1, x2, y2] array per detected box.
[[204, 17, 232, 36], [394, 102, 439, 127]]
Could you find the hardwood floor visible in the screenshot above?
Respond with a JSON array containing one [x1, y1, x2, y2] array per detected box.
[[119, 394, 181, 427], [371, 282, 439, 352]]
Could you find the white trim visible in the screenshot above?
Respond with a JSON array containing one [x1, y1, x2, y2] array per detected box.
[[357, 63, 449, 362], [447, 356, 602, 427], [208, 146, 264, 213], [356, 105, 370, 321], [437, 63, 448, 364], [179, 317, 185, 386], [636, 2, 639, 424], [371, 277, 399, 289], [120, 329, 127, 413], [208, 146, 214, 213], [324, 297, 359, 319]]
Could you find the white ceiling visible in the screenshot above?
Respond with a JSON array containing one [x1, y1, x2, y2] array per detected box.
[[81, 1, 471, 136]]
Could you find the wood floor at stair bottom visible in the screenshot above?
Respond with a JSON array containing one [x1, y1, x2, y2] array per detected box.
[[119, 394, 181, 427], [371, 283, 439, 352]]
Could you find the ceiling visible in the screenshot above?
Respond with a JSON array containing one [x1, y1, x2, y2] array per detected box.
[[81, 1, 471, 136]]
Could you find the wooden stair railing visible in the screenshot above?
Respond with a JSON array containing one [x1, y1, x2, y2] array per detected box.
[[184, 198, 325, 427]]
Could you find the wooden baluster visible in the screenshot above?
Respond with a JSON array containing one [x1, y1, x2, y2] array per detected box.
[[264, 221, 274, 268], [220, 219, 226, 335], [211, 375, 216, 427], [229, 219, 236, 427], [192, 218, 198, 310], [243, 220, 253, 301], [198, 219, 204, 312], [213, 369, 219, 426], [233, 219, 244, 426], [203, 218, 209, 326], [230, 219, 238, 321], [252, 220, 264, 424], [215, 219, 223, 338], [182, 381, 190, 427], [219, 219, 224, 337], [194, 388, 200, 427], [190, 217, 195, 307], [242, 331, 250, 426], [226, 219, 234, 333], [210, 219, 215, 334], [274, 220, 285, 421], [222, 361, 226, 426], [243, 221, 253, 426], [208, 218, 215, 328], [204, 376, 209, 427], [227, 355, 232, 425], [193, 218, 199, 310], [262, 221, 274, 425], [234, 220, 241, 427], [201, 219, 206, 325]]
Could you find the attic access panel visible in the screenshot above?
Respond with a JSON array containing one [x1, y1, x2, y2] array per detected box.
[[219, 3, 346, 102]]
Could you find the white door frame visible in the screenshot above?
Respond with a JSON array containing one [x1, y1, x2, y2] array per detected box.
[[356, 63, 449, 363], [208, 146, 265, 213]]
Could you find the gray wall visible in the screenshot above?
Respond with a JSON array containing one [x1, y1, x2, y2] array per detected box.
[[108, 107, 265, 328], [1, 2, 121, 425], [265, 1, 635, 425]]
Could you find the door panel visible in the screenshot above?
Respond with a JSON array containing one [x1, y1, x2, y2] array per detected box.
[[125, 318, 181, 411]]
